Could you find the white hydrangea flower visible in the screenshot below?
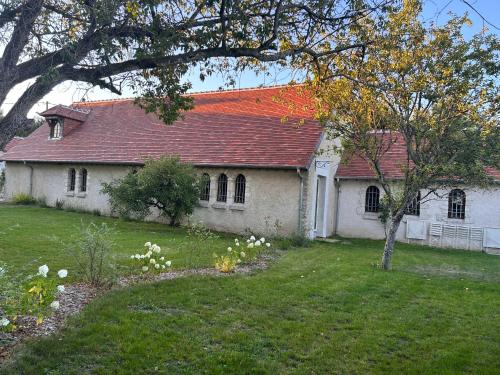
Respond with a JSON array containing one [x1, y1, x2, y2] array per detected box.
[[248, 243, 254, 249], [246, 239, 251, 243], [57, 285, 65, 293], [1, 317, 10, 327], [250, 235, 256, 241], [165, 261, 172, 267], [227, 247, 232, 252], [235, 242, 240, 247], [160, 257, 165, 261], [152, 244, 161, 253], [38, 264, 49, 278], [142, 266, 149, 272], [260, 237, 265, 243], [234, 239, 239, 243], [145, 242, 151, 247], [240, 251, 246, 258], [161, 265, 166, 269], [150, 258, 156, 264], [266, 243, 271, 247], [58, 269, 68, 278], [140, 255, 145, 259], [130, 255, 135, 259], [154, 263, 160, 269], [255, 240, 261, 247], [135, 254, 141, 259], [50, 301, 60, 310]]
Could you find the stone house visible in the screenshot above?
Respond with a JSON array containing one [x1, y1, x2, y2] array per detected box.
[[1, 85, 499, 252]]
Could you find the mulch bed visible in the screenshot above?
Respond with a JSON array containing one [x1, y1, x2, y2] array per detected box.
[[0, 253, 276, 365]]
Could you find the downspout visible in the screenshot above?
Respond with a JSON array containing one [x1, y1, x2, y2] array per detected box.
[[296, 168, 304, 234], [334, 178, 340, 235]]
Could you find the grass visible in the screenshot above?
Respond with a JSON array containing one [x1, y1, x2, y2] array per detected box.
[[0, 204, 232, 281], [1, 206, 500, 373]]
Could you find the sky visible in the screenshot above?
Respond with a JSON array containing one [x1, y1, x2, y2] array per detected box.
[[1, 0, 499, 118]]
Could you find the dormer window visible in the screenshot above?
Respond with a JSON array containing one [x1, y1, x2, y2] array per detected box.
[[48, 118, 63, 139]]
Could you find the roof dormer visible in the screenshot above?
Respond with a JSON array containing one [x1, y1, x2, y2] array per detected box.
[[40, 105, 90, 140]]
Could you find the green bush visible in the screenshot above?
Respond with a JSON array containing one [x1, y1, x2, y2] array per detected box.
[[102, 156, 199, 226], [66, 223, 115, 287], [275, 233, 313, 250], [12, 193, 36, 205], [55, 199, 64, 210]]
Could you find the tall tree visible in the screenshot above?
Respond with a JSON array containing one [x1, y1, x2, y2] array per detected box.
[[0, 0, 390, 148], [309, 0, 499, 269]]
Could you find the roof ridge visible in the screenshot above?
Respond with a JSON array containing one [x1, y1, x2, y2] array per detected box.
[[73, 83, 304, 106]]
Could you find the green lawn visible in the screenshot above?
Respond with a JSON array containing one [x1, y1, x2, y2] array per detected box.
[[0, 204, 231, 280], [1, 205, 500, 374]]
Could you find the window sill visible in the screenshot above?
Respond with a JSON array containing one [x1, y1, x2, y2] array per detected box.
[[76, 192, 87, 198], [198, 200, 209, 208], [362, 212, 379, 220], [229, 204, 246, 211], [211, 202, 227, 210], [65, 192, 75, 197]]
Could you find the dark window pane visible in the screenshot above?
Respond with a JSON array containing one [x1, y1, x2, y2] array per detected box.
[[217, 174, 227, 202], [448, 189, 466, 219], [80, 169, 87, 192], [365, 186, 380, 213], [68, 169, 76, 191], [405, 191, 421, 216], [200, 173, 210, 201], [234, 174, 246, 204]]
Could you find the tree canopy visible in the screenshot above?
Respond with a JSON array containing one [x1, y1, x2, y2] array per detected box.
[[308, 0, 499, 269], [0, 0, 390, 148]]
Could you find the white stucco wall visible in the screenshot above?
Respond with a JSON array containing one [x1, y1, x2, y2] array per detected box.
[[3, 162, 306, 236], [336, 179, 500, 250]]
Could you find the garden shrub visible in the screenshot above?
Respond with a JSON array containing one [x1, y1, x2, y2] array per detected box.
[[102, 156, 199, 226], [129, 242, 172, 273], [214, 236, 271, 273], [55, 199, 64, 210], [12, 193, 36, 205], [66, 223, 115, 287]]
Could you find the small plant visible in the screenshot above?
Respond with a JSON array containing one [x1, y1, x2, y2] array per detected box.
[[12, 193, 36, 205], [92, 209, 101, 216], [130, 242, 172, 273], [36, 196, 48, 207], [55, 199, 64, 210], [67, 223, 115, 287], [186, 221, 219, 267], [214, 236, 272, 273]]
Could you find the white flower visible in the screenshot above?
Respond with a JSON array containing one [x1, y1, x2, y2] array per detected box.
[[38, 264, 49, 277], [50, 301, 60, 310], [266, 243, 271, 247], [1, 317, 10, 327], [161, 265, 166, 269], [150, 258, 156, 264], [260, 237, 265, 243], [237, 259, 242, 263], [165, 261, 172, 267], [135, 254, 141, 259], [240, 251, 246, 258], [154, 263, 160, 269], [57, 269, 68, 278], [152, 244, 161, 253], [145, 251, 152, 258], [145, 242, 151, 247], [234, 239, 239, 243], [235, 242, 240, 247], [57, 285, 65, 293], [248, 243, 254, 249], [246, 239, 251, 243], [130, 255, 135, 259], [142, 266, 149, 272], [227, 247, 232, 252], [250, 235, 256, 241], [160, 257, 165, 261], [255, 240, 261, 247], [140, 255, 145, 259]]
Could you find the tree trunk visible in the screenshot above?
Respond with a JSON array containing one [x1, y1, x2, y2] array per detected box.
[[380, 214, 404, 270]]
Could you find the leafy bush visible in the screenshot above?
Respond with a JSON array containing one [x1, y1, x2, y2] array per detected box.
[[129, 242, 172, 273], [102, 156, 199, 226], [66, 223, 115, 287], [12, 193, 36, 205], [275, 233, 312, 250], [92, 209, 101, 216], [1, 263, 68, 331], [36, 196, 48, 207]]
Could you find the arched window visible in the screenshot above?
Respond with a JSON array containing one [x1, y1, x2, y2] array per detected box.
[[365, 186, 380, 213], [79, 168, 88, 192], [216, 174, 228, 202], [68, 168, 76, 192], [200, 173, 210, 201], [405, 191, 421, 216], [448, 189, 466, 219], [234, 174, 246, 204], [49, 118, 63, 139]]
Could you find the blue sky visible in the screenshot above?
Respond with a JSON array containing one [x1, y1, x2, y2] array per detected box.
[[2, 0, 499, 116]]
